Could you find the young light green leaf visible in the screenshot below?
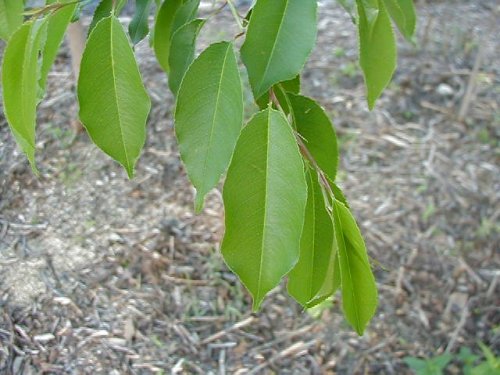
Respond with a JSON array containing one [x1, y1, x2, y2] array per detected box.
[[333, 199, 378, 335], [153, 0, 199, 73], [306, 249, 341, 309], [241, 0, 317, 99], [357, 0, 397, 109], [383, 0, 416, 40], [2, 19, 47, 172], [129, 0, 153, 45], [221, 108, 307, 310], [77, 16, 151, 178], [168, 18, 204, 96], [0, 0, 24, 40], [288, 168, 335, 306], [40, 1, 78, 91], [289, 94, 339, 182], [175, 42, 243, 212]]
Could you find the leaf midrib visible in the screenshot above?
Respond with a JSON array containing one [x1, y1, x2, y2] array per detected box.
[[20, 22, 37, 148], [255, 109, 272, 306], [108, 17, 131, 173]]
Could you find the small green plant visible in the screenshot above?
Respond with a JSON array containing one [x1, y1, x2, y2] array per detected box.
[[404, 353, 453, 375], [405, 343, 500, 375]]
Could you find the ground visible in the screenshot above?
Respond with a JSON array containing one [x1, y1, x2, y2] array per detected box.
[[0, 0, 499, 374]]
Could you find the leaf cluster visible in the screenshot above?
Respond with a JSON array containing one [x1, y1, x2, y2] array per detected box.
[[0, 0, 417, 335]]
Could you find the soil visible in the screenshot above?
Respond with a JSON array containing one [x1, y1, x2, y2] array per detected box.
[[0, 0, 499, 374]]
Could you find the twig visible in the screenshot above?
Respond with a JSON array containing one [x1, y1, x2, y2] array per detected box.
[[201, 316, 255, 344], [161, 274, 208, 286], [457, 44, 483, 122], [247, 340, 317, 375]]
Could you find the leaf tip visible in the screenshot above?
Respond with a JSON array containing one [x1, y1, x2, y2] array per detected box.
[[126, 165, 135, 179], [194, 192, 205, 214]]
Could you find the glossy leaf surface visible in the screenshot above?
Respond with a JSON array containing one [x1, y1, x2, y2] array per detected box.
[[168, 18, 204, 95], [289, 94, 339, 182], [333, 199, 378, 335], [288, 168, 335, 306], [78, 16, 151, 178], [129, 0, 153, 45], [383, 0, 416, 40], [241, 0, 317, 99], [2, 19, 47, 171], [357, 0, 396, 109], [0, 0, 23, 40], [88, 0, 126, 35], [255, 75, 300, 111], [221, 108, 307, 310], [40, 0, 78, 91], [175, 42, 243, 212], [153, 0, 199, 73]]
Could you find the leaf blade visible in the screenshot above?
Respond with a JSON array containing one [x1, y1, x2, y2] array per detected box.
[[2, 19, 47, 171], [77, 16, 151, 178], [221, 108, 307, 310], [168, 18, 204, 96], [40, 1, 78, 91], [289, 94, 339, 182], [175, 42, 243, 212], [357, 0, 397, 109], [153, 0, 199, 73], [382, 0, 416, 40], [129, 0, 153, 45], [333, 200, 378, 335], [241, 0, 317, 99], [0, 0, 23, 41], [288, 168, 335, 306]]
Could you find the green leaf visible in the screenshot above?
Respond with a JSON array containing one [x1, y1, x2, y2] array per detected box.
[[88, 0, 126, 36], [1, 19, 47, 172], [153, 0, 183, 72], [168, 18, 204, 96], [0, 0, 24, 40], [382, 0, 416, 40], [40, 1, 78, 91], [289, 94, 339, 182], [306, 250, 341, 309], [337, 0, 357, 22], [241, 0, 317, 99], [175, 42, 243, 212], [171, 0, 199, 31], [153, 0, 199, 73], [333, 199, 377, 335], [221, 108, 307, 310], [77, 16, 151, 178], [357, 0, 396, 109], [331, 181, 350, 208], [288, 168, 335, 306], [129, 0, 153, 45], [255, 75, 300, 110], [477, 342, 500, 373]]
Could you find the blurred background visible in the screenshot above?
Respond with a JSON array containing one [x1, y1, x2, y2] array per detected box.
[[0, 0, 499, 373]]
